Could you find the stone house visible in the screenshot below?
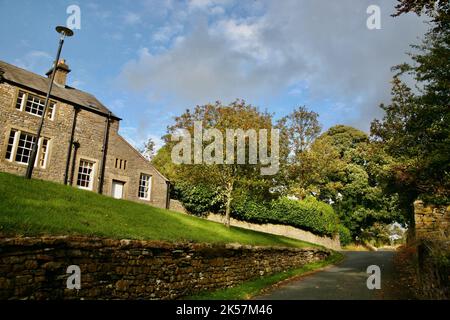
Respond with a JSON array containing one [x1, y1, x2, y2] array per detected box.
[[0, 59, 170, 209]]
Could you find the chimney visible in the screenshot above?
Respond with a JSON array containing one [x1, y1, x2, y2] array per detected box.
[[46, 59, 71, 86]]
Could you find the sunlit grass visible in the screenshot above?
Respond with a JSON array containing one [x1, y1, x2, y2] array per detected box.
[[0, 172, 315, 248]]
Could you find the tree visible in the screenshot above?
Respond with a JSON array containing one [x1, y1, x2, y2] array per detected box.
[[393, 0, 447, 22], [275, 106, 322, 197], [164, 100, 276, 227], [139, 137, 156, 161], [277, 106, 321, 158], [288, 125, 369, 200], [152, 144, 178, 180], [288, 135, 344, 200], [292, 125, 404, 240], [371, 1, 450, 221]]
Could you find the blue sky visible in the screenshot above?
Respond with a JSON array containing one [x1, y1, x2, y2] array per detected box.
[[0, 0, 427, 150]]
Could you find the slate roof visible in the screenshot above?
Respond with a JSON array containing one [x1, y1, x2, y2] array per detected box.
[[0, 60, 120, 120]]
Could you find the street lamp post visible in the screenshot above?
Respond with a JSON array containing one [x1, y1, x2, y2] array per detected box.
[[25, 26, 74, 179]]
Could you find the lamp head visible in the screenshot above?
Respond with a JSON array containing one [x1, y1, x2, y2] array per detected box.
[[55, 26, 74, 37]]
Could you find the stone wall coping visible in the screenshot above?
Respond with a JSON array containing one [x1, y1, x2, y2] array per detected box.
[[0, 235, 329, 254], [414, 199, 450, 210]]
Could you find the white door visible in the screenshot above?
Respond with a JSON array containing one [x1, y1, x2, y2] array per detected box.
[[112, 181, 124, 199]]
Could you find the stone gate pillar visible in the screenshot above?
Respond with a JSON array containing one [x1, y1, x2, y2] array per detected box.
[[414, 200, 450, 240]]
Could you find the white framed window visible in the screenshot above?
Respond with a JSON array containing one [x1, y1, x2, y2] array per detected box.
[[5, 129, 17, 161], [15, 91, 25, 110], [16, 90, 56, 120], [77, 160, 95, 190], [39, 138, 49, 168], [15, 132, 36, 164], [4, 129, 49, 168], [138, 174, 151, 200]]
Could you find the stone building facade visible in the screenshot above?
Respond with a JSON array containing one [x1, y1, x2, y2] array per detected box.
[[0, 60, 169, 209]]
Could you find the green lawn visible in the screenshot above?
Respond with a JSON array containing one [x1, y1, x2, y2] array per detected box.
[[0, 172, 315, 248], [186, 252, 344, 300]]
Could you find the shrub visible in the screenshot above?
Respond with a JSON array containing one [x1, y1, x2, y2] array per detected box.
[[338, 225, 352, 246], [271, 197, 339, 236], [232, 196, 340, 237], [232, 197, 272, 222], [173, 183, 223, 216]]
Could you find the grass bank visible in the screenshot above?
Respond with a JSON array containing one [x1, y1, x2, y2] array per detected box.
[[0, 172, 315, 248]]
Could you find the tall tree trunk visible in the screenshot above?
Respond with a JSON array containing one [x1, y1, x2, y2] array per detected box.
[[224, 181, 233, 228]]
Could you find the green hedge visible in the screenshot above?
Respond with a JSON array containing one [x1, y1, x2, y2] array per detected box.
[[174, 182, 341, 237], [233, 196, 339, 237]]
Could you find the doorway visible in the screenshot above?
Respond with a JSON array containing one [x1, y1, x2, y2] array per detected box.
[[112, 180, 125, 199]]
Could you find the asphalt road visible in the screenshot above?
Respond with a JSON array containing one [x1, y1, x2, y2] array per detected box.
[[254, 251, 411, 300]]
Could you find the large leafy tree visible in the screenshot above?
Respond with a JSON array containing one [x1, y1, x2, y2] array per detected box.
[[371, 0, 450, 222], [296, 125, 403, 240], [152, 144, 178, 181], [277, 106, 321, 157], [162, 100, 275, 227], [276, 106, 322, 196]]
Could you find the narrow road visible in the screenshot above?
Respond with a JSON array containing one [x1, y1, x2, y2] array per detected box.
[[255, 251, 412, 300]]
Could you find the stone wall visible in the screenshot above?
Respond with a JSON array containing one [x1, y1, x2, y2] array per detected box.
[[413, 200, 450, 299], [0, 236, 331, 300], [414, 200, 450, 240], [169, 199, 188, 214]]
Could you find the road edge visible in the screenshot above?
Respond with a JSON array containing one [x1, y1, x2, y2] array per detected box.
[[255, 251, 346, 298]]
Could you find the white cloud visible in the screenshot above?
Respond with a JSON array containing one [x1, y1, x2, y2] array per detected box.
[[152, 24, 184, 43], [110, 99, 126, 110], [140, 0, 175, 19], [188, 0, 230, 15], [14, 50, 52, 74], [189, 0, 212, 9], [119, 126, 164, 153], [210, 6, 225, 15], [69, 79, 85, 89], [120, 0, 428, 130], [124, 12, 141, 25], [212, 18, 269, 62]]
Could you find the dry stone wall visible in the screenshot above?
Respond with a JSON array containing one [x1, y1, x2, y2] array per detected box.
[[413, 200, 450, 299], [0, 236, 331, 300], [414, 200, 450, 240]]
